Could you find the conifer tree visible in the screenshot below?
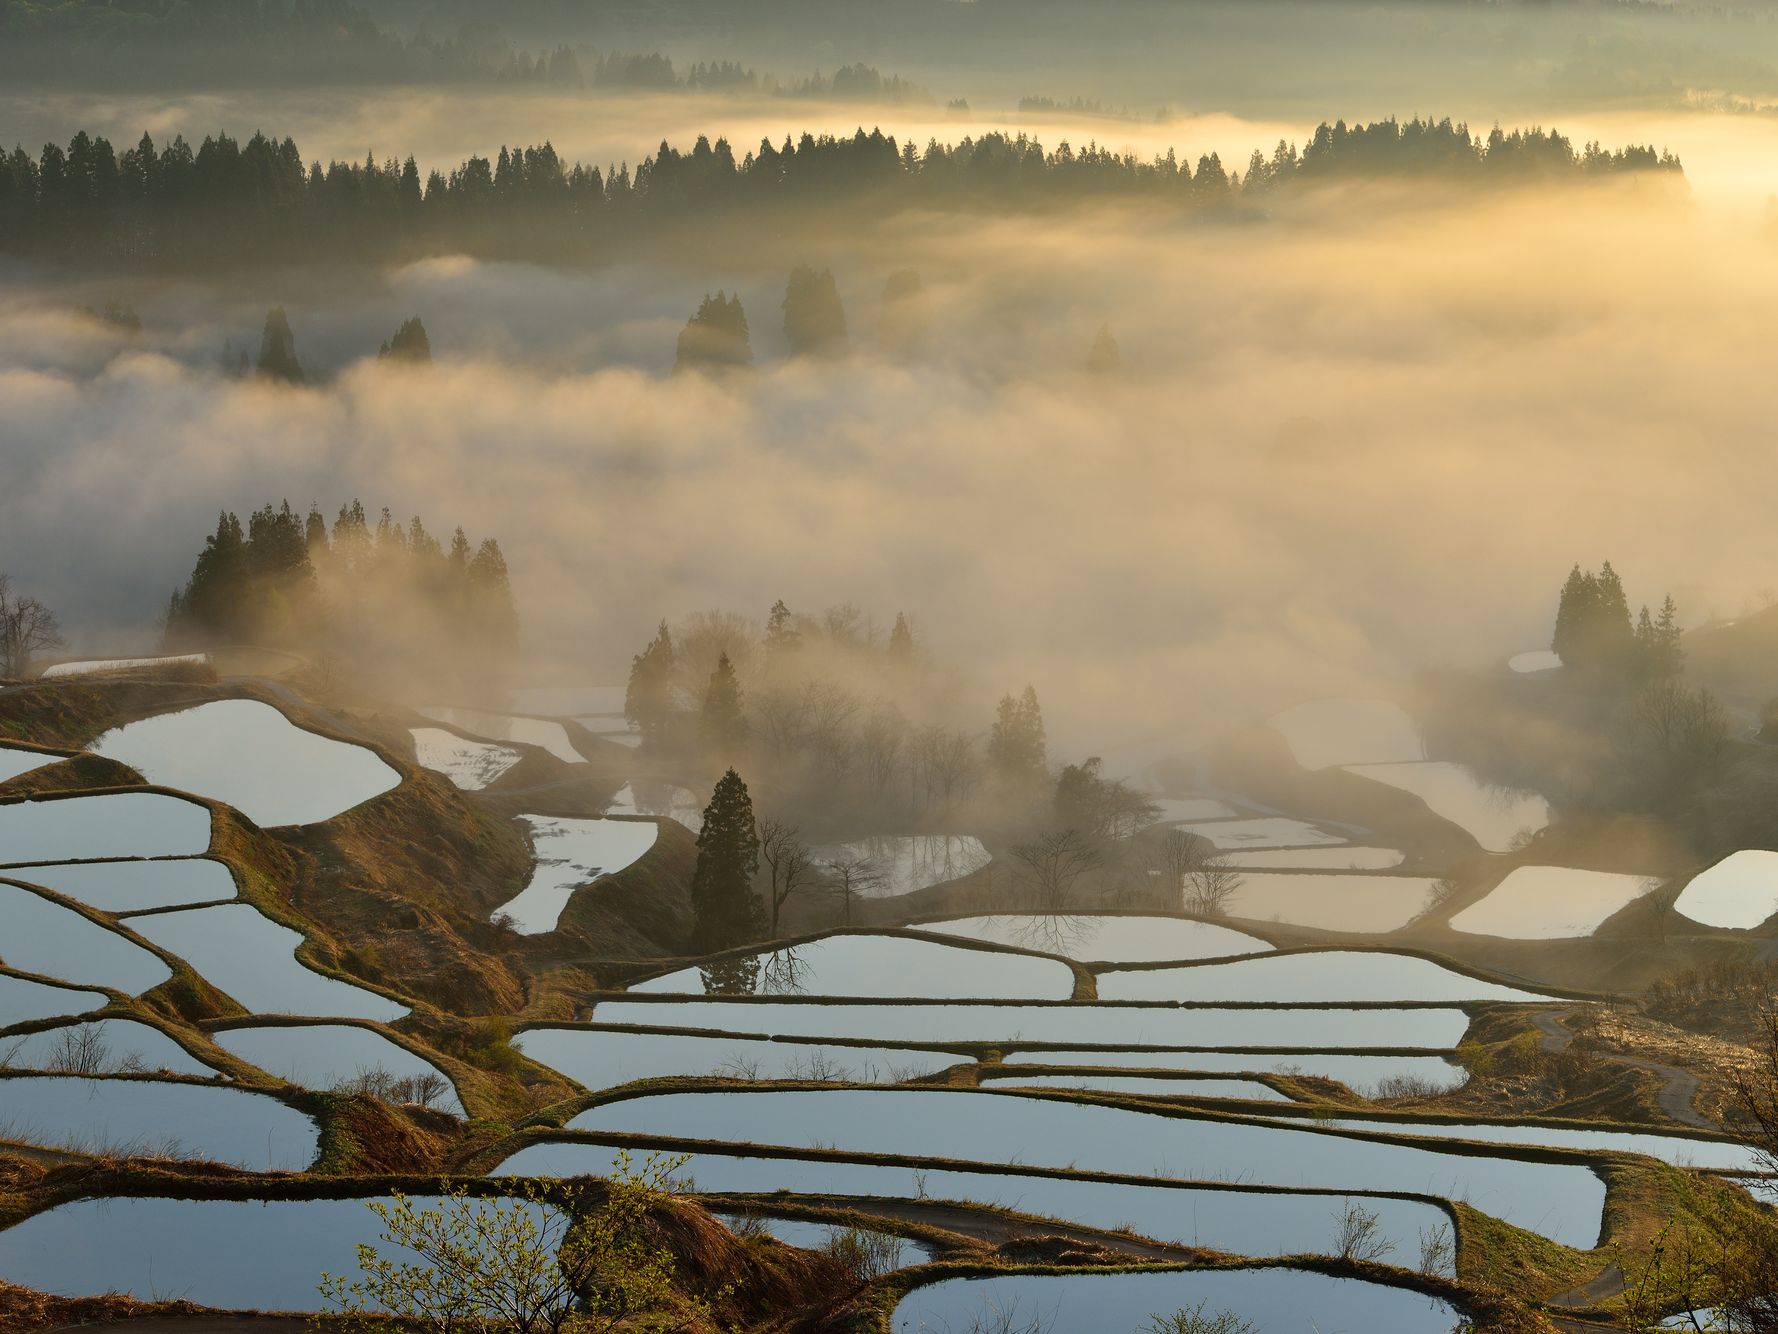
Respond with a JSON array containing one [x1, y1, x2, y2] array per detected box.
[[378, 316, 432, 363], [988, 684, 1048, 788], [256, 306, 303, 383], [1086, 324, 1121, 375], [764, 599, 801, 664], [888, 612, 915, 662], [782, 265, 847, 357], [674, 291, 751, 372], [700, 651, 750, 759], [690, 768, 764, 951], [625, 621, 678, 748]]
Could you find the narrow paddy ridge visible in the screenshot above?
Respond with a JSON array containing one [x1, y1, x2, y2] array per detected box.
[[39, 654, 207, 678], [5, 857, 238, 912], [0, 884, 172, 993], [979, 1072, 1291, 1101], [918, 914, 1272, 963], [91, 699, 400, 827], [0, 793, 210, 865], [629, 934, 1076, 999], [0, 1076, 318, 1169], [1181, 818, 1346, 850], [1222, 846, 1406, 870], [1094, 950, 1554, 1005], [590, 1000, 1474, 1050], [125, 904, 409, 1021], [0, 747, 55, 784], [493, 1142, 1457, 1272], [514, 1026, 962, 1090], [564, 1087, 1606, 1245], [1000, 1049, 1470, 1094], [496, 815, 658, 934], [0, 975, 107, 1028]]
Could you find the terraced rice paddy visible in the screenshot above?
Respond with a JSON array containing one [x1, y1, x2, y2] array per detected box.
[[0, 974, 106, 1027], [1674, 849, 1778, 929], [0, 792, 210, 865], [1183, 818, 1346, 850], [504, 1142, 1458, 1274], [409, 726, 523, 790], [91, 699, 401, 826], [606, 781, 704, 832], [1509, 649, 1563, 673], [802, 834, 995, 897], [495, 815, 658, 933], [1216, 871, 1439, 932], [564, 1087, 1605, 1245], [1449, 866, 1657, 939], [39, 654, 208, 678], [125, 904, 408, 1021], [0, 1194, 551, 1306], [893, 1267, 1460, 1333], [515, 1026, 962, 1090], [0, 1019, 213, 1076], [5, 856, 237, 911], [918, 915, 1271, 963], [216, 1023, 465, 1113], [417, 705, 587, 765], [1000, 1050, 1469, 1095], [1147, 797, 1238, 823], [1342, 761, 1549, 853], [630, 934, 1076, 999], [0, 884, 172, 992], [0, 1076, 318, 1169], [1094, 950, 1553, 1004], [978, 1072, 1290, 1100], [592, 999, 1473, 1049]]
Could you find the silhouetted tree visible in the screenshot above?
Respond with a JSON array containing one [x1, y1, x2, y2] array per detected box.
[[988, 684, 1048, 790], [691, 768, 765, 950], [378, 316, 432, 363], [887, 612, 915, 664], [1086, 323, 1120, 374], [674, 290, 751, 372], [700, 651, 750, 759], [625, 621, 678, 750], [782, 265, 847, 357], [256, 306, 303, 383], [0, 575, 64, 678]]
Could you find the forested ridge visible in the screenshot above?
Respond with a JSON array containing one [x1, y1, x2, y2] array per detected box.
[[0, 117, 1682, 267]]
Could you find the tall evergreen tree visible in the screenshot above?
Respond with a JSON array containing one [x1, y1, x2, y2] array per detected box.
[[782, 265, 847, 357], [674, 290, 751, 372], [888, 612, 915, 662], [378, 316, 432, 363], [690, 768, 764, 950], [700, 651, 750, 758], [625, 620, 678, 748], [764, 599, 801, 664], [1086, 323, 1121, 375], [256, 306, 303, 383], [988, 684, 1048, 788]]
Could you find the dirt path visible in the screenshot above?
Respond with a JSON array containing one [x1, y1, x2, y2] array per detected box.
[[1532, 1009, 1711, 1131]]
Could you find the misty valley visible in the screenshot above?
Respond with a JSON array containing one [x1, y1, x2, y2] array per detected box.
[[9, 2, 1778, 1333]]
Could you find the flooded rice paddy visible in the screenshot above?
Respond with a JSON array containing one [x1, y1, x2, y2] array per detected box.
[[629, 934, 1076, 999], [1341, 761, 1550, 853], [408, 726, 523, 790], [805, 835, 993, 897], [1181, 818, 1346, 850], [91, 700, 400, 827], [978, 1072, 1290, 1100], [495, 815, 658, 934], [1094, 950, 1553, 1004], [0, 884, 171, 993], [1673, 849, 1778, 929], [566, 1087, 1605, 1245], [1448, 866, 1657, 939], [515, 1026, 961, 1089], [0, 793, 211, 865], [605, 781, 705, 832], [1, 1019, 213, 1076], [0, 1076, 317, 1169], [125, 904, 409, 1021], [1001, 1049, 1470, 1094], [417, 706, 587, 765], [1215, 872, 1439, 932], [0, 747, 54, 784], [6, 857, 237, 911], [494, 1142, 1457, 1273], [215, 1023, 464, 1113], [1221, 846, 1406, 870]]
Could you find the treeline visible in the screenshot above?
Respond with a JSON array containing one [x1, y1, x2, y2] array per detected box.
[[0, 0, 933, 98], [0, 117, 1683, 266], [163, 500, 518, 697]]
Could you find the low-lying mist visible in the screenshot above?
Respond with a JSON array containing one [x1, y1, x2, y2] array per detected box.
[[4, 179, 1775, 759]]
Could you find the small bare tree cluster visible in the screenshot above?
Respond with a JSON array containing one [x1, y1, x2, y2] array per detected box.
[[333, 1065, 453, 1110], [1145, 828, 1244, 916], [820, 854, 886, 925], [758, 817, 816, 936], [0, 574, 63, 678], [1009, 828, 1104, 914]]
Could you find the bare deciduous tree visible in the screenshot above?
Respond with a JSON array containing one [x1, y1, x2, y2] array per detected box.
[[1010, 828, 1103, 914], [758, 816, 816, 936], [822, 854, 885, 926], [1146, 828, 1244, 917], [0, 574, 64, 678]]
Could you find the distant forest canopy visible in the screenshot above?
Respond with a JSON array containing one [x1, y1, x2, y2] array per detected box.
[[0, 119, 1683, 265], [0, 0, 935, 96], [163, 499, 519, 697]]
